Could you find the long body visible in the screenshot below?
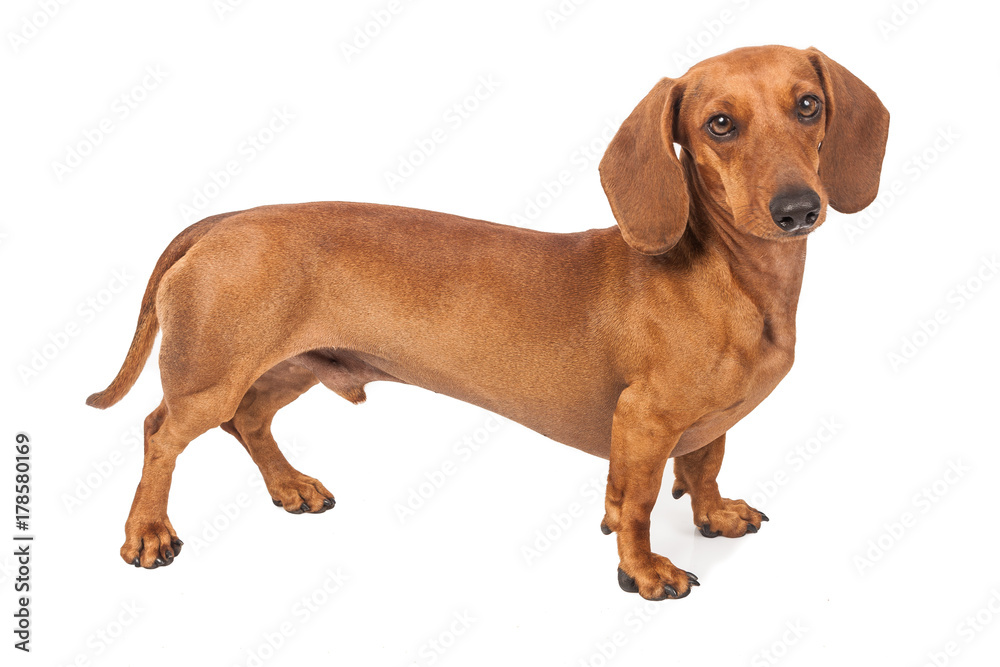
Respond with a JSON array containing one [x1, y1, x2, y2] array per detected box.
[[153, 199, 796, 460]]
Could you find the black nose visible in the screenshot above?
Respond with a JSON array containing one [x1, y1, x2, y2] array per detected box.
[[769, 188, 821, 232]]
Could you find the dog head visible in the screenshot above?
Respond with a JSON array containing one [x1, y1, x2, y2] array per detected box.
[[600, 45, 890, 255]]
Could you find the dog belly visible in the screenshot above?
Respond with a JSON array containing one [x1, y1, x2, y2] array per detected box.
[[345, 349, 618, 459], [286, 343, 619, 459]]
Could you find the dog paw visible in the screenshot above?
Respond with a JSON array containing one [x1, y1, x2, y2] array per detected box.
[[121, 518, 183, 569], [617, 554, 699, 600], [268, 472, 335, 515], [696, 498, 767, 538]]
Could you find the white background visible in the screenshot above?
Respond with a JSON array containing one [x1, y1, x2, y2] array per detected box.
[[2, 1, 998, 665]]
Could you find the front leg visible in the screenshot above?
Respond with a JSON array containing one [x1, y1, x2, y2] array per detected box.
[[601, 386, 700, 600], [671, 434, 768, 538]]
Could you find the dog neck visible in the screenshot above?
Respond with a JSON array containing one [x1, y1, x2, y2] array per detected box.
[[676, 155, 807, 347]]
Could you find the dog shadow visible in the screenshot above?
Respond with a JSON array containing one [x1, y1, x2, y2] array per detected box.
[[649, 501, 755, 578]]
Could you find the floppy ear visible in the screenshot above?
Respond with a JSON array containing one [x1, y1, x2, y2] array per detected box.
[[600, 78, 688, 255], [807, 47, 890, 214]]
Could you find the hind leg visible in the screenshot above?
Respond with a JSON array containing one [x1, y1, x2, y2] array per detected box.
[[122, 391, 242, 568], [220, 360, 335, 514], [120, 231, 335, 567]]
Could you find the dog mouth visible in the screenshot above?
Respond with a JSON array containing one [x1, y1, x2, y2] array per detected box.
[[783, 227, 814, 238], [765, 225, 816, 241]]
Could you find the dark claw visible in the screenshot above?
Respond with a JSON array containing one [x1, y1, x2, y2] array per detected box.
[[671, 487, 686, 500], [164, 549, 174, 560], [131, 557, 140, 568], [657, 584, 679, 600], [154, 557, 166, 567], [675, 587, 691, 599], [699, 523, 720, 538], [171, 538, 183, 556], [617, 567, 639, 594], [300, 503, 311, 513], [746, 523, 758, 534], [600, 521, 612, 535], [685, 570, 699, 582], [323, 497, 335, 509], [760, 513, 770, 522], [272, 499, 282, 507]]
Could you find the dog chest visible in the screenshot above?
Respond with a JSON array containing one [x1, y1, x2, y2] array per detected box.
[[671, 338, 794, 457]]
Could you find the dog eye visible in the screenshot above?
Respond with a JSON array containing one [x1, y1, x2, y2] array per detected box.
[[797, 95, 821, 120], [707, 114, 735, 137]]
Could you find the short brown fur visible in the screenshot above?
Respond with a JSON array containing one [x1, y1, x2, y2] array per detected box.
[[88, 46, 888, 598]]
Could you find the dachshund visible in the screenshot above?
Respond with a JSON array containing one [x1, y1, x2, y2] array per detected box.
[[87, 45, 888, 600]]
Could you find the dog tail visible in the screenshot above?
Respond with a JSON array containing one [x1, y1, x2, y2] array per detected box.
[[86, 217, 220, 409]]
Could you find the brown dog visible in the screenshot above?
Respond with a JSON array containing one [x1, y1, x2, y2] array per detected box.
[[87, 45, 888, 600]]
